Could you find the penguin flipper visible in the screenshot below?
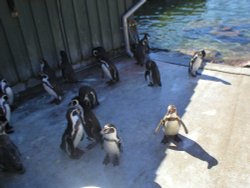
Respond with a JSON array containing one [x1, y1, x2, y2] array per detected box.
[[144, 70, 150, 81]]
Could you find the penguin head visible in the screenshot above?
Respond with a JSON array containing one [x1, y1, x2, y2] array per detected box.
[[60, 50, 68, 60], [198, 50, 206, 58], [40, 73, 49, 81], [68, 98, 80, 108], [66, 107, 81, 123], [0, 79, 8, 90], [0, 94, 8, 102], [167, 105, 177, 115], [101, 124, 117, 135], [40, 58, 47, 65]]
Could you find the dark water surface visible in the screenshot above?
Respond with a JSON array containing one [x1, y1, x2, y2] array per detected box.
[[135, 0, 250, 65]]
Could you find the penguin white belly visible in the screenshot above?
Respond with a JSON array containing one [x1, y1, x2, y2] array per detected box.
[[163, 121, 180, 136], [101, 63, 112, 80], [43, 83, 57, 98], [5, 87, 14, 105], [73, 124, 84, 148], [103, 141, 120, 156], [192, 58, 202, 73]]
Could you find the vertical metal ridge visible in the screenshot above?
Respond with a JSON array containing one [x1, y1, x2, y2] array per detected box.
[[0, 19, 20, 82], [44, 0, 58, 66], [72, 0, 83, 62], [28, 0, 43, 58], [106, 0, 114, 49], [85, 0, 94, 49]]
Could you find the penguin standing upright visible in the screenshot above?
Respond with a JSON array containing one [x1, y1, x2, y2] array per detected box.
[[60, 50, 77, 83], [41, 74, 63, 104], [134, 33, 150, 66], [0, 95, 11, 125], [145, 60, 162, 87], [155, 105, 188, 144], [101, 124, 122, 166], [92, 47, 119, 85], [0, 107, 13, 134], [0, 129, 25, 173], [40, 59, 57, 80], [79, 85, 99, 109], [0, 79, 14, 106], [69, 97, 102, 149], [189, 50, 206, 77], [60, 107, 85, 159]]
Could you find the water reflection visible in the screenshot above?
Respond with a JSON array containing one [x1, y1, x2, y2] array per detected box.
[[135, 0, 250, 64]]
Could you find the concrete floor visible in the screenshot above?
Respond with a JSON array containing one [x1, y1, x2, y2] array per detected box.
[[1, 51, 250, 188]]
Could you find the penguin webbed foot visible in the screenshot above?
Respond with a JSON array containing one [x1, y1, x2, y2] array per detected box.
[[161, 135, 170, 144], [49, 98, 61, 105], [106, 80, 115, 85], [112, 155, 119, 166], [148, 82, 154, 87], [70, 148, 84, 159], [86, 142, 97, 150], [5, 125, 14, 134], [103, 155, 110, 165], [174, 135, 182, 143], [196, 71, 202, 76]]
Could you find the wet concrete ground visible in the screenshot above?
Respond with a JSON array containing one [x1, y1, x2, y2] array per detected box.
[[1, 52, 250, 188]]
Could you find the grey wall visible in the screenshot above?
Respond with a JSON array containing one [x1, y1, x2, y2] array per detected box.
[[0, 0, 134, 86]]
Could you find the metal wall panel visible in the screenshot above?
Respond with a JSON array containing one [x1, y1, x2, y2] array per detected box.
[[0, 0, 134, 86]]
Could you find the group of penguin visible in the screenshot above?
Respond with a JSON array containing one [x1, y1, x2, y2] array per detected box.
[[0, 33, 206, 172]]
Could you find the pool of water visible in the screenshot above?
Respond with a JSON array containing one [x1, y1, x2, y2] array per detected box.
[[135, 0, 250, 65]]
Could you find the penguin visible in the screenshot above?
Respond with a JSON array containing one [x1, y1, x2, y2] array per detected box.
[[155, 105, 188, 144], [41, 74, 63, 104], [0, 130, 25, 174], [189, 50, 206, 77], [0, 95, 11, 125], [69, 97, 102, 149], [134, 33, 150, 66], [101, 124, 122, 166], [40, 58, 57, 80], [145, 60, 162, 87], [92, 46, 109, 60], [0, 79, 14, 106], [79, 85, 99, 109], [60, 50, 78, 83], [92, 47, 119, 85], [0, 107, 13, 134], [60, 107, 85, 159]]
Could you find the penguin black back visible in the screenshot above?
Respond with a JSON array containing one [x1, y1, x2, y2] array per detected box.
[[60, 50, 77, 83], [40, 59, 57, 80]]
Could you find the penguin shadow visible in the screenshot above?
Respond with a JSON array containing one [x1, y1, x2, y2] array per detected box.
[[167, 134, 218, 169], [199, 73, 231, 85]]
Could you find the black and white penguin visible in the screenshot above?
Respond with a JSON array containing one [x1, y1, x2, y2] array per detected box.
[[189, 50, 206, 77], [101, 124, 122, 166], [41, 74, 63, 104], [79, 85, 99, 109], [155, 105, 188, 144], [60, 107, 85, 159], [40, 58, 57, 80], [134, 33, 150, 66], [145, 60, 162, 87], [69, 97, 102, 149], [92, 47, 120, 85], [0, 107, 13, 134], [60, 50, 78, 83], [0, 79, 14, 106], [0, 130, 25, 174], [0, 95, 11, 125]]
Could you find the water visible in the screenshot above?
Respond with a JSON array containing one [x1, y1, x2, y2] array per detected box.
[[135, 0, 250, 65]]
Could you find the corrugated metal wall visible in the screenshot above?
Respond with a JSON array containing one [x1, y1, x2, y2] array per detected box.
[[0, 0, 134, 85]]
